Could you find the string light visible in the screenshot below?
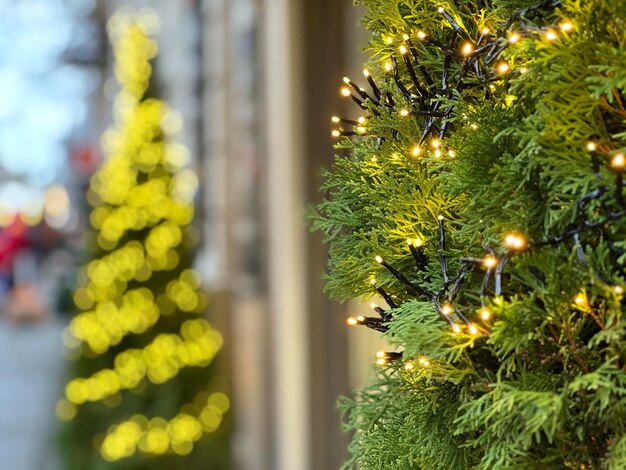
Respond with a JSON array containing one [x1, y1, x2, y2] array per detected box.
[[497, 61, 510, 74], [362, 69, 370, 77], [386, 36, 393, 44], [417, 31, 426, 39], [615, 286, 624, 295], [508, 32, 521, 43], [375, 255, 384, 264], [434, 149, 442, 158], [585, 141, 597, 152], [545, 29, 557, 41], [468, 324, 478, 335], [399, 45, 408, 55], [384, 62, 392, 73], [404, 361, 414, 371], [560, 21, 573, 32], [331, 116, 340, 123], [418, 357, 430, 367], [504, 233, 526, 250], [411, 145, 422, 157], [482, 27, 490, 34], [441, 304, 453, 315], [346, 317, 358, 326], [574, 293, 586, 306], [331, 130, 341, 137], [340, 86, 351, 96], [611, 153, 625, 169], [431, 139, 441, 149], [461, 41, 474, 56], [482, 256, 497, 269], [399, 109, 410, 117], [451, 324, 461, 333], [479, 308, 491, 321]]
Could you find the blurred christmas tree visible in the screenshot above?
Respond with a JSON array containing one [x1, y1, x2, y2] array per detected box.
[[314, 0, 626, 468], [57, 11, 229, 469]]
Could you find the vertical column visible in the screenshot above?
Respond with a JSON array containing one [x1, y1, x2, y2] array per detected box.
[[262, 0, 310, 469]]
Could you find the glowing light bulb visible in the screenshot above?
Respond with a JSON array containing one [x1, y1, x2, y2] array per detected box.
[[341, 86, 351, 96], [585, 141, 597, 152], [504, 233, 526, 250], [369, 278, 377, 285], [519, 67, 528, 74], [399, 109, 410, 117], [438, 7, 444, 13], [482, 256, 497, 269], [441, 304, 453, 315], [437, 215, 444, 221], [376, 358, 387, 365], [342, 76, 350, 84], [497, 61, 510, 74], [331, 116, 340, 123], [482, 27, 490, 34], [480, 308, 491, 321], [448, 149, 456, 157], [331, 130, 341, 137], [411, 145, 422, 157], [370, 156, 377, 162], [451, 324, 461, 333], [402, 33, 409, 41], [508, 32, 521, 43], [615, 285, 624, 295], [370, 302, 378, 310], [347, 317, 358, 326], [434, 149, 442, 158], [376, 351, 385, 358], [357, 126, 367, 134], [357, 315, 365, 322], [560, 21, 573, 32], [469, 324, 478, 335], [399, 45, 408, 55], [461, 42, 474, 56], [363, 69, 370, 77], [404, 362, 414, 371], [431, 139, 441, 149], [384, 62, 392, 73], [611, 153, 625, 169], [375, 255, 383, 264], [386, 36, 393, 44], [470, 123, 478, 130], [417, 31, 426, 40], [357, 116, 366, 124], [545, 30, 557, 41], [574, 294, 585, 305]]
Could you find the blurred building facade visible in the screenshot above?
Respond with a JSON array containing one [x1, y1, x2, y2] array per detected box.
[[96, 1, 384, 469]]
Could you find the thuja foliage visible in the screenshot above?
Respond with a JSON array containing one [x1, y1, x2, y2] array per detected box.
[[313, 0, 626, 468], [59, 12, 229, 470]]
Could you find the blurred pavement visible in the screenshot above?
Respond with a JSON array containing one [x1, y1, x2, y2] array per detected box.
[[0, 317, 65, 470]]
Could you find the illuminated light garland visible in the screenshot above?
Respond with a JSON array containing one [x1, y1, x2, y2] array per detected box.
[[63, 12, 227, 463]]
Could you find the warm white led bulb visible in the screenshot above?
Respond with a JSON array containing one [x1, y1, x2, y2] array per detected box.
[[399, 109, 409, 117], [497, 62, 510, 74], [441, 304, 453, 315], [545, 30, 557, 41], [411, 145, 422, 157], [363, 69, 370, 77], [461, 42, 474, 56], [611, 153, 625, 169], [331, 116, 340, 123], [331, 130, 341, 137], [451, 324, 461, 333], [482, 256, 497, 269], [342, 76, 350, 84], [469, 324, 478, 335], [560, 21, 573, 32], [417, 31, 426, 40], [504, 233, 526, 250], [347, 317, 358, 326], [585, 141, 597, 152], [508, 32, 521, 43], [384, 62, 392, 73], [399, 45, 408, 55], [480, 308, 491, 321], [375, 255, 383, 264], [341, 86, 351, 96]]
